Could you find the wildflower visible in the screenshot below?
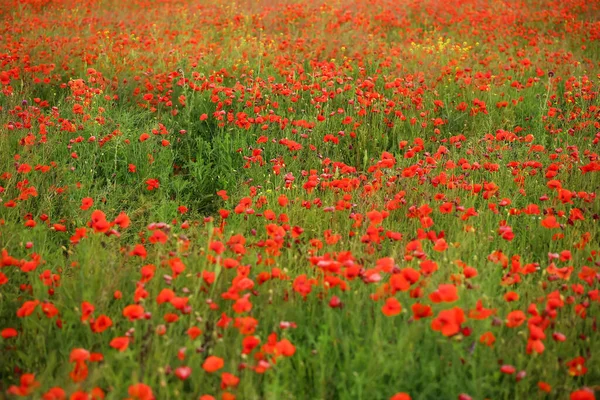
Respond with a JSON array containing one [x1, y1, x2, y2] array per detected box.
[[431, 307, 465, 336], [202, 356, 224, 373], [382, 297, 402, 316]]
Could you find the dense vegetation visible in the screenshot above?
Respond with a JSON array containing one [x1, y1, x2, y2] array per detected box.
[[1, 0, 599, 399]]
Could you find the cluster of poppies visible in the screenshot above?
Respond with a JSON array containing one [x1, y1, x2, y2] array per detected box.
[[1, 0, 599, 398]]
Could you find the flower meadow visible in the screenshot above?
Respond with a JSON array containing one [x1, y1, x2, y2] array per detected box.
[[1, 0, 600, 398]]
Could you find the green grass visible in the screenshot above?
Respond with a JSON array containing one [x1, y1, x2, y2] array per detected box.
[[1, 0, 599, 399]]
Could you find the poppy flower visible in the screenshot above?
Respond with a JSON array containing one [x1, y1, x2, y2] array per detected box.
[[242, 336, 260, 354], [221, 372, 240, 389], [123, 304, 145, 321], [541, 216, 560, 229], [42, 387, 66, 399], [431, 307, 465, 337], [187, 326, 203, 340], [429, 284, 459, 303], [91, 315, 112, 333], [390, 394, 411, 400], [174, 366, 192, 380], [69, 360, 89, 383], [275, 339, 296, 357], [114, 212, 131, 228], [503, 292, 519, 302], [468, 300, 496, 320], [80, 197, 93, 210], [80, 302, 95, 322], [382, 297, 402, 316], [202, 356, 224, 373], [570, 389, 595, 400], [411, 303, 433, 320], [566, 357, 588, 376], [145, 179, 160, 191], [433, 238, 448, 252], [7, 373, 40, 396], [479, 331, 496, 347], [110, 336, 130, 352], [505, 310, 526, 328], [128, 383, 155, 400], [1, 327, 18, 339], [129, 244, 147, 258], [538, 382, 551, 393], [500, 365, 516, 374], [17, 300, 40, 318], [149, 229, 168, 244], [233, 294, 253, 313], [390, 274, 410, 293]]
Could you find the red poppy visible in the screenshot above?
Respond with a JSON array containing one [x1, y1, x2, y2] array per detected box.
[[479, 331, 495, 347], [431, 307, 465, 336], [570, 389, 595, 400], [221, 372, 240, 389], [566, 357, 588, 376], [505, 310, 526, 328], [128, 383, 155, 400], [382, 297, 402, 316], [80, 197, 94, 210], [390, 394, 411, 400], [429, 284, 459, 303], [202, 356, 224, 373], [541, 216, 560, 229], [91, 315, 112, 333], [500, 365, 516, 374], [109, 336, 130, 352], [123, 304, 145, 321], [1, 327, 18, 339], [411, 303, 433, 320]]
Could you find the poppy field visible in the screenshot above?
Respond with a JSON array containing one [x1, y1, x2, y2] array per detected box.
[[1, 0, 600, 398]]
